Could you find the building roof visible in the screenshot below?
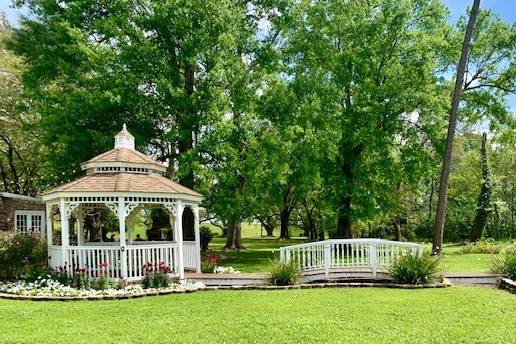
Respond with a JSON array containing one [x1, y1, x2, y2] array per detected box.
[[81, 148, 166, 172], [116, 123, 134, 138], [41, 125, 202, 200], [0, 192, 42, 203], [42, 173, 201, 196]]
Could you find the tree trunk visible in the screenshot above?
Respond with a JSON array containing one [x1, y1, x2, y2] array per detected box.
[[264, 225, 274, 237], [428, 178, 435, 222], [471, 132, 491, 241], [280, 208, 290, 240], [224, 221, 242, 250], [393, 216, 402, 241], [336, 195, 354, 238], [432, 0, 480, 255]]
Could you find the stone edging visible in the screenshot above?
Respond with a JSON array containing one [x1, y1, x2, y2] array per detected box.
[[500, 278, 516, 294], [0, 280, 450, 301]]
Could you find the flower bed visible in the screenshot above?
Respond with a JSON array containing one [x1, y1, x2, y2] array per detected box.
[[0, 277, 206, 300]]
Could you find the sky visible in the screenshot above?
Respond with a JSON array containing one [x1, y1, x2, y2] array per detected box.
[[1, 0, 514, 109]]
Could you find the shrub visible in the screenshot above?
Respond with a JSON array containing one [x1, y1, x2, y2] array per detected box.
[[142, 272, 170, 289], [460, 240, 501, 254], [490, 245, 516, 280], [71, 268, 91, 289], [201, 255, 218, 273], [389, 253, 441, 284], [267, 261, 300, 286], [200, 226, 213, 251], [0, 232, 48, 281], [141, 261, 172, 289]]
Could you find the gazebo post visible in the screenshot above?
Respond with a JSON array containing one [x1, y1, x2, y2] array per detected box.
[[46, 204, 53, 246], [193, 206, 201, 273], [76, 206, 84, 246], [175, 201, 185, 280], [60, 198, 70, 271], [118, 196, 127, 280]]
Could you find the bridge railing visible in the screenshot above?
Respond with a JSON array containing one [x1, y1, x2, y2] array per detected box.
[[279, 239, 424, 278]]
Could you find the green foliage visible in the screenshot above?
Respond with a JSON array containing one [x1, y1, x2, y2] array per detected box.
[[199, 226, 213, 252], [0, 232, 48, 281], [70, 272, 91, 290], [490, 244, 516, 280], [389, 253, 441, 285], [142, 272, 170, 289], [92, 276, 112, 291], [459, 240, 501, 254], [267, 261, 300, 286]]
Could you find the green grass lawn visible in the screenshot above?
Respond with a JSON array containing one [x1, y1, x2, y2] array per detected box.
[[0, 287, 514, 343], [440, 244, 495, 273]]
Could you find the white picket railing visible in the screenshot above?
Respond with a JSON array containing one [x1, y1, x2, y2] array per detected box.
[[66, 243, 180, 281], [279, 239, 423, 278], [183, 241, 197, 270]]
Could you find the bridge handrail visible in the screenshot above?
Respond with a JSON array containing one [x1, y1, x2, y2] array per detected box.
[[278, 238, 423, 251], [279, 239, 424, 279]]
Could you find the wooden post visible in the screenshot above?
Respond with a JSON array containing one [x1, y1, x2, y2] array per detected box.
[[76, 206, 84, 246], [118, 197, 127, 280], [46, 204, 53, 246], [370, 243, 377, 279], [324, 243, 331, 279], [60, 198, 69, 272], [175, 202, 185, 280], [193, 206, 201, 273]]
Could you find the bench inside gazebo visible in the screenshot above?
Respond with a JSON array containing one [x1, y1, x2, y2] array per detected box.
[[41, 125, 203, 282]]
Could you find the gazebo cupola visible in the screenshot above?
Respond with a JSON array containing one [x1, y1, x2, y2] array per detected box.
[[41, 125, 203, 282], [114, 124, 135, 149]]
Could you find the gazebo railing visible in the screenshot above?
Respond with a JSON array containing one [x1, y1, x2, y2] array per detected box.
[[279, 239, 423, 278], [66, 243, 180, 281]]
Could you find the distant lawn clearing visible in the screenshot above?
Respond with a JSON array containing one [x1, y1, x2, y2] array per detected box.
[[0, 287, 514, 343], [207, 236, 498, 273]]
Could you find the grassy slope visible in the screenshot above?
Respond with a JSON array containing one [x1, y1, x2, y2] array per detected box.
[[0, 287, 514, 343]]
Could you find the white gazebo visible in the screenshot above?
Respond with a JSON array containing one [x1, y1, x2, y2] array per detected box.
[[41, 125, 203, 282]]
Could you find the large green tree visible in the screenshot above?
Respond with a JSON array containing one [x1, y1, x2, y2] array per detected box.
[[0, 14, 45, 195], [8, 0, 272, 237], [282, 0, 450, 237]]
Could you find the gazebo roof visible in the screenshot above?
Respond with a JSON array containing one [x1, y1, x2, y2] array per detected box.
[[41, 125, 202, 201], [42, 172, 201, 196], [80, 148, 167, 172]]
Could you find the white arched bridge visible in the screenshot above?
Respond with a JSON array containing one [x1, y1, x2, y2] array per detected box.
[[279, 239, 424, 282]]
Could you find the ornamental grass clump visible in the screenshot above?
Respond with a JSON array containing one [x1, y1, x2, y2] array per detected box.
[[267, 261, 300, 286], [389, 253, 441, 285], [490, 245, 516, 280]]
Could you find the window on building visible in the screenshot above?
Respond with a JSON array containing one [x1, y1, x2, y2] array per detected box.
[[14, 211, 45, 235]]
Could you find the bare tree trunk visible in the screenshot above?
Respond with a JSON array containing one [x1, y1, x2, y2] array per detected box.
[[280, 208, 291, 240], [428, 178, 435, 222], [336, 195, 354, 238], [393, 216, 402, 241], [224, 221, 242, 250], [471, 132, 491, 241], [432, 0, 480, 255]]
